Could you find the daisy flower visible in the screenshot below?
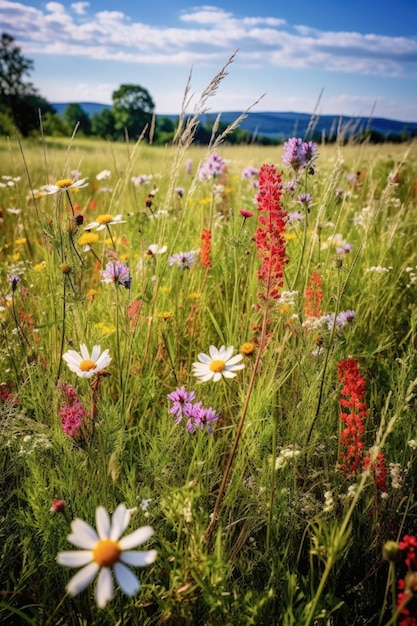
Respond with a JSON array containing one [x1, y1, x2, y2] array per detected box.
[[84, 214, 126, 231], [57, 504, 157, 608], [192, 345, 244, 382], [62, 344, 111, 378], [145, 244, 167, 257], [45, 178, 89, 194]]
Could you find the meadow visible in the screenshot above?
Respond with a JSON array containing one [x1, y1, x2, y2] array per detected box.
[[1, 118, 417, 626]]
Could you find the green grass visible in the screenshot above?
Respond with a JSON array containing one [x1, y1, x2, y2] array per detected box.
[[1, 130, 417, 625]]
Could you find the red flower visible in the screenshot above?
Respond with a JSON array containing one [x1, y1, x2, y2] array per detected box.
[[255, 164, 288, 302], [200, 228, 212, 269], [304, 270, 323, 318], [337, 358, 368, 474]]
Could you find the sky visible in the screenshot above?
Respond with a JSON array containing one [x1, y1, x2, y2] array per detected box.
[[1, 0, 416, 121]]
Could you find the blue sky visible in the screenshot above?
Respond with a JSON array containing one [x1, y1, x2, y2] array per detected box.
[[1, 0, 416, 121]]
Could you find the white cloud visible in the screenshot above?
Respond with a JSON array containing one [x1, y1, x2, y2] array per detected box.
[[71, 2, 89, 15]]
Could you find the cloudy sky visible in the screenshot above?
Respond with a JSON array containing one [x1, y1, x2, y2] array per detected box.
[[1, 0, 416, 121]]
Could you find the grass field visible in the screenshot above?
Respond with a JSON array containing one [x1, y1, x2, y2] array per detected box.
[[1, 127, 417, 625]]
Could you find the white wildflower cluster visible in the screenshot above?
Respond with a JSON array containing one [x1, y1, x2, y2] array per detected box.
[[365, 266, 392, 274], [353, 206, 372, 229], [323, 490, 334, 513], [275, 446, 301, 470], [16, 433, 53, 455], [279, 291, 299, 307], [408, 439, 417, 449], [389, 463, 406, 489], [404, 266, 417, 288], [0, 175, 21, 187]]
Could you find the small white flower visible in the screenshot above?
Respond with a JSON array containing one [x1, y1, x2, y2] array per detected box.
[[62, 344, 111, 378], [57, 504, 157, 608], [44, 178, 89, 194], [146, 244, 167, 256], [96, 169, 111, 180], [84, 214, 126, 231], [192, 345, 244, 382]]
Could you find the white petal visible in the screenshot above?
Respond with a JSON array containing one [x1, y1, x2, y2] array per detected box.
[[66, 562, 99, 597], [226, 354, 243, 366], [119, 525, 154, 550], [120, 549, 157, 567], [84, 221, 98, 230], [222, 370, 237, 379], [192, 364, 210, 374], [96, 506, 111, 539], [68, 519, 98, 548], [110, 504, 130, 541], [196, 353, 211, 364], [194, 372, 214, 382], [95, 567, 114, 608], [79, 344, 90, 360], [91, 345, 101, 362], [57, 551, 93, 568], [208, 346, 220, 360], [96, 224, 106, 231], [222, 346, 234, 361], [96, 351, 111, 371], [212, 372, 223, 382], [113, 562, 140, 596], [228, 363, 245, 371]]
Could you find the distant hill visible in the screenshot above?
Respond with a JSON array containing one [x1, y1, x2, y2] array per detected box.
[[52, 102, 417, 140]]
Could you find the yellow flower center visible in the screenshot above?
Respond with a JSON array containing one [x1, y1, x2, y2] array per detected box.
[[92, 539, 121, 567], [55, 179, 74, 189], [79, 359, 96, 372], [209, 359, 226, 373], [97, 214, 114, 225]]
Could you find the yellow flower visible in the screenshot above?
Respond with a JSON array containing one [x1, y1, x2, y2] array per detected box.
[[156, 311, 174, 321], [78, 232, 99, 249], [14, 237, 27, 245], [240, 342, 255, 356], [12, 252, 20, 260], [188, 292, 201, 300], [94, 322, 116, 337], [87, 288, 99, 298], [34, 262, 46, 271], [119, 253, 129, 262], [284, 232, 297, 241]]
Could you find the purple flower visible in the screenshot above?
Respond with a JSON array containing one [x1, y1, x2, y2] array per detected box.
[[58, 384, 88, 436], [198, 152, 226, 181], [175, 187, 185, 197], [100, 261, 131, 288], [241, 165, 259, 180], [336, 243, 353, 255], [325, 310, 355, 330], [168, 251, 197, 270], [287, 211, 305, 223], [283, 180, 297, 192], [10, 274, 20, 292], [168, 387, 218, 433], [298, 193, 312, 206], [282, 138, 318, 172], [168, 386, 196, 423]]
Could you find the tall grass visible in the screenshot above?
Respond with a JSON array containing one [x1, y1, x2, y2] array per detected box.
[[1, 112, 417, 625]]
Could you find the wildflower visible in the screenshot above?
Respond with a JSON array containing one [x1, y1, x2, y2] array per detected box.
[[186, 401, 218, 434], [200, 229, 212, 269], [241, 165, 259, 179], [240, 209, 254, 219], [383, 541, 401, 562], [145, 244, 167, 257], [168, 251, 198, 270], [168, 386, 196, 423], [175, 187, 184, 197], [287, 211, 305, 224], [51, 499, 66, 513], [192, 345, 244, 382], [282, 138, 318, 172], [128, 300, 142, 326], [298, 193, 312, 208], [198, 152, 226, 181], [337, 358, 367, 474], [57, 504, 157, 608], [100, 261, 131, 289], [62, 344, 111, 379], [84, 214, 126, 231], [240, 342, 255, 356], [10, 274, 20, 292], [325, 310, 355, 330], [255, 164, 288, 302], [77, 232, 99, 251], [167, 387, 218, 433], [45, 178, 88, 194], [363, 452, 387, 495], [96, 170, 111, 180]]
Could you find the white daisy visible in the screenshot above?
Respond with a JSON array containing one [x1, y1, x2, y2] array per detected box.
[[57, 504, 157, 608], [62, 344, 111, 378], [192, 345, 245, 382], [84, 214, 126, 231], [146, 244, 167, 256], [44, 178, 89, 194]]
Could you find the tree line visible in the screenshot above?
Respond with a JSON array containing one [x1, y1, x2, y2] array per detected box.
[[0, 33, 272, 145]]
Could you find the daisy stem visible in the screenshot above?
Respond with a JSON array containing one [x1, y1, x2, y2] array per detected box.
[[55, 274, 67, 384], [65, 189, 75, 217], [106, 224, 116, 250]]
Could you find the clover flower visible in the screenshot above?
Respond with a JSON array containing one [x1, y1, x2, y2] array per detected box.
[[192, 345, 244, 383], [100, 261, 131, 289], [45, 178, 89, 194], [57, 504, 157, 608], [167, 387, 218, 433], [84, 214, 126, 231], [62, 344, 111, 379]]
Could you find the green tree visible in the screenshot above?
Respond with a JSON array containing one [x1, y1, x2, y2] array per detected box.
[[91, 108, 116, 139], [112, 84, 155, 141], [63, 103, 91, 135], [0, 32, 54, 136]]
